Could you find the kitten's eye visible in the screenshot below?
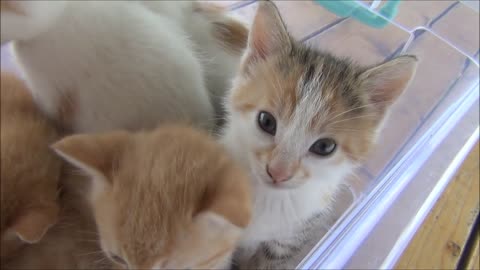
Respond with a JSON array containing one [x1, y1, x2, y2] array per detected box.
[[109, 253, 127, 266], [309, 138, 336, 156], [257, 111, 276, 135]]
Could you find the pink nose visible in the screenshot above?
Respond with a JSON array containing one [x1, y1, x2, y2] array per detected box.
[[266, 165, 292, 183]]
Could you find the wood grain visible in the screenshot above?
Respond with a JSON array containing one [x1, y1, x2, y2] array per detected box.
[[395, 143, 479, 269], [465, 229, 479, 270]]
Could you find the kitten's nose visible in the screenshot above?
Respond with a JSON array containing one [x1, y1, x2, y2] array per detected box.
[[266, 165, 292, 183]]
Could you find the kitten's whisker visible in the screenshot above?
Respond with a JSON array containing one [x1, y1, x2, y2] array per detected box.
[[74, 230, 100, 236], [328, 114, 378, 125], [77, 250, 105, 257], [93, 256, 110, 266], [329, 129, 364, 132], [328, 101, 390, 121], [74, 239, 99, 243]]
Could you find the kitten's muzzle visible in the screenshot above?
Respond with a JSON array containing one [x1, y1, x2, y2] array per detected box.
[[266, 164, 293, 183]]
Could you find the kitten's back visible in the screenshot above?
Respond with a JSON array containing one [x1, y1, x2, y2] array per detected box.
[[0, 72, 62, 263], [2, 1, 214, 133], [2, 171, 110, 270]]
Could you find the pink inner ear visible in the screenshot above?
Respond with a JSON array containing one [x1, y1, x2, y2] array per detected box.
[[371, 80, 399, 105], [370, 73, 413, 109], [251, 37, 269, 60]]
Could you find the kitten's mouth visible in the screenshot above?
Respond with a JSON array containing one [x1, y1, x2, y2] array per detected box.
[[250, 160, 301, 189], [262, 179, 299, 190]]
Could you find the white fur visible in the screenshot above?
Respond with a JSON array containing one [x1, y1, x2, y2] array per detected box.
[[221, 77, 355, 254], [1, 1, 242, 133], [142, 1, 244, 116]]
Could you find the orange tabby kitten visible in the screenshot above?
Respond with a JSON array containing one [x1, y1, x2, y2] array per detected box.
[[0, 72, 62, 264], [53, 125, 252, 269], [2, 172, 111, 270]]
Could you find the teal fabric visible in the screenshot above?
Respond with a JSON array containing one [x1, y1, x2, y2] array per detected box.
[[313, 0, 401, 28]]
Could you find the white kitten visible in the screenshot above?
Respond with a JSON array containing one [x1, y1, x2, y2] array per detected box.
[[221, 2, 417, 269], [1, 1, 246, 133], [142, 1, 248, 120]]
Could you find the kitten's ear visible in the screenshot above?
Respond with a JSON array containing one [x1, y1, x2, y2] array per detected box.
[[242, 1, 292, 70], [51, 131, 131, 181], [9, 205, 59, 244], [198, 165, 251, 229], [192, 211, 244, 242], [360, 55, 418, 113]]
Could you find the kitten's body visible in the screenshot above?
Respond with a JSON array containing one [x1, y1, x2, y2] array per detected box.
[[142, 1, 247, 117], [53, 125, 252, 269], [1, 1, 246, 133], [3, 172, 110, 270], [0, 72, 62, 264], [221, 2, 417, 268]]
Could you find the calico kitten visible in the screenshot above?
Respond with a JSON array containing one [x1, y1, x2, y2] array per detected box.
[[0, 72, 62, 264], [52, 125, 252, 269], [221, 1, 417, 268], [0, 1, 243, 133]]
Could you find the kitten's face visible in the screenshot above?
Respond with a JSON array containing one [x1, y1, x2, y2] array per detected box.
[[53, 127, 250, 269], [92, 183, 240, 270], [225, 1, 417, 190], [229, 55, 369, 189]]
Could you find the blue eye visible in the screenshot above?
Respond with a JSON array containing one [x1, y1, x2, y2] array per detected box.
[[257, 111, 276, 136], [309, 138, 336, 156]]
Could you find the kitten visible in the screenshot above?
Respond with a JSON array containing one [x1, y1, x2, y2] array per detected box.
[[2, 172, 111, 270], [141, 1, 248, 119], [0, 1, 227, 133], [220, 1, 417, 269], [52, 125, 252, 269], [0, 72, 62, 264]]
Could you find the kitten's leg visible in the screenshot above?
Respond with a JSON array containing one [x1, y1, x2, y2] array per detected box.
[[0, 0, 66, 43]]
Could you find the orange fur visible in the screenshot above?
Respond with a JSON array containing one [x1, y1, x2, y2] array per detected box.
[[194, 2, 248, 55], [3, 172, 111, 269], [0, 1, 24, 15], [232, 55, 378, 164], [0, 72, 62, 264], [233, 60, 302, 119], [212, 19, 248, 55], [56, 90, 77, 133], [53, 125, 252, 269]]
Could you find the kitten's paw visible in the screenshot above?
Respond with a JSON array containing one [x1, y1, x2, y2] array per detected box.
[[7, 204, 59, 244], [0, 0, 66, 43]]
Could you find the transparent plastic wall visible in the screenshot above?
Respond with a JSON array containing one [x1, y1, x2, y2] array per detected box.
[[223, 0, 479, 268]]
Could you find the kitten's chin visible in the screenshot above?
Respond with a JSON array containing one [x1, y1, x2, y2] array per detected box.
[[262, 179, 305, 190], [262, 181, 297, 190]]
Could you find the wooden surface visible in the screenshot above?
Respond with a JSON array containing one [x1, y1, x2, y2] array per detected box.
[[396, 143, 479, 269], [465, 229, 479, 270]]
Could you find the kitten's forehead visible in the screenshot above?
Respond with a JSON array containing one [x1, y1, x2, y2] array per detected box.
[[275, 45, 365, 130]]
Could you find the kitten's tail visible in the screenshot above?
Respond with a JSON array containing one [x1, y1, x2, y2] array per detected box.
[[1, 1, 66, 44], [193, 2, 249, 55]]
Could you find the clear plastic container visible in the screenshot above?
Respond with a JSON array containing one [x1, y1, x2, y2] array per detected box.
[[227, 1, 479, 268], [1, 1, 478, 269]]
